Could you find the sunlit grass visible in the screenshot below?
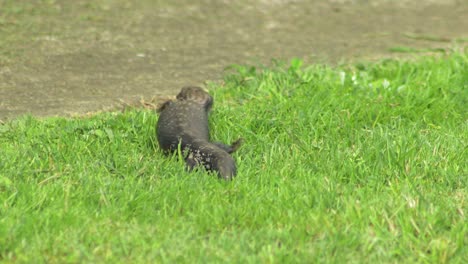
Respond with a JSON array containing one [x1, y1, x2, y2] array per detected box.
[[1, 52, 467, 263]]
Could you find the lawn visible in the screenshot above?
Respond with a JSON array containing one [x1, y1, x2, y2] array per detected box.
[[0, 52, 467, 263]]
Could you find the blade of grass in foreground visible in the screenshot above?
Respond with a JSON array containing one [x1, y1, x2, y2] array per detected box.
[[1, 52, 467, 263]]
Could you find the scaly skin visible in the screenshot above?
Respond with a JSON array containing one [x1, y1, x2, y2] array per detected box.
[[156, 86, 241, 180]]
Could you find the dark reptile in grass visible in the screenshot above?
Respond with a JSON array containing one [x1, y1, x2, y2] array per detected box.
[[156, 86, 242, 180]]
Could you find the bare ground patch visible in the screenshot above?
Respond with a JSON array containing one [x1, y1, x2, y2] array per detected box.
[[0, 0, 467, 120]]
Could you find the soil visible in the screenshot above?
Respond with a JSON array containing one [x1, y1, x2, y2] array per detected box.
[[0, 0, 467, 120]]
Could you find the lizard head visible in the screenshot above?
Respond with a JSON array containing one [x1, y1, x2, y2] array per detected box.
[[176, 86, 213, 111]]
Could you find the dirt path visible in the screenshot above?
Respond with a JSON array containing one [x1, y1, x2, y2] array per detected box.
[[0, 0, 466, 120]]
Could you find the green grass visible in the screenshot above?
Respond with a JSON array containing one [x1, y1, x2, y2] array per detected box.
[[1, 53, 467, 263]]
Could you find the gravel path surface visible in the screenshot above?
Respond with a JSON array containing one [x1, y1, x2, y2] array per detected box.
[[0, 0, 466, 119]]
